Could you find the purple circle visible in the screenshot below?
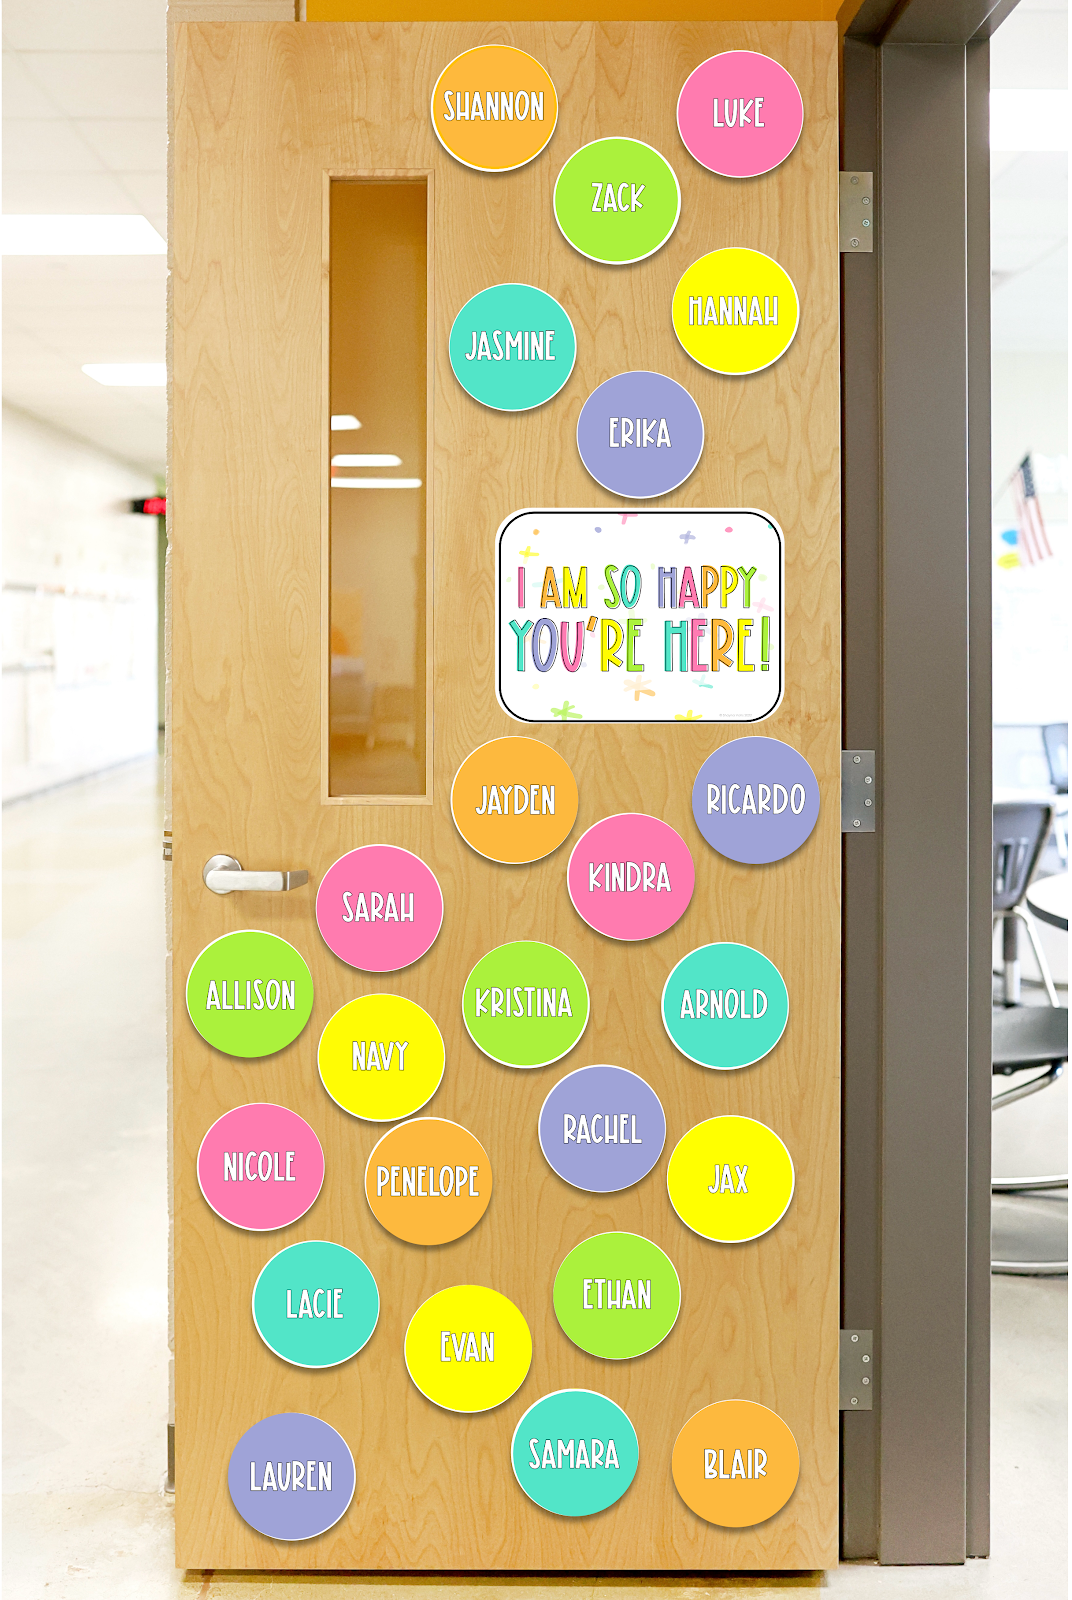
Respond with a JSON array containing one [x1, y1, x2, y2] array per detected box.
[[692, 736, 820, 864], [539, 1064, 666, 1192], [228, 1412, 355, 1540], [576, 371, 704, 500]]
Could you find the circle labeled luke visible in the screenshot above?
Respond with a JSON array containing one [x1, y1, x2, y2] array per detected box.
[[318, 994, 444, 1122], [692, 736, 819, 863], [677, 51, 804, 178], [431, 45, 558, 172], [449, 284, 577, 413], [252, 1241, 379, 1369], [554, 138, 681, 265], [553, 1232, 680, 1359], [463, 940, 589, 1068], [365, 1118, 492, 1246], [539, 1063, 666, 1192], [451, 736, 579, 863], [405, 1285, 532, 1412], [512, 1390, 639, 1516], [672, 1399, 800, 1527], [568, 813, 694, 942], [576, 371, 704, 500], [197, 1103, 325, 1232], [316, 845, 443, 972], [229, 1412, 356, 1540], [185, 930, 313, 1058], [662, 941, 788, 1070], [667, 1115, 794, 1243], [673, 248, 799, 375]]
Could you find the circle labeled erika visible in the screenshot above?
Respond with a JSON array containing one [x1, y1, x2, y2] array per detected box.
[[315, 845, 443, 972], [185, 930, 313, 1058], [228, 1412, 356, 1540], [365, 1118, 492, 1245], [568, 813, 694, 941], [252, 1241, 379, 1369], [692, 736, 819, 863], [431, 46, 558, 172], [576, 371, 704, 499], [511, 1390, 639, 1516], [667, 1115, 794, 1243], [672, 248, 799, 375], [539, 1064, 666, 1192], [553, 1232, 680, 1360], [672, 1399, 800, 1526], [451, 736, 579, 863], [449, 284, 576, 412], [462, 940, 589, 1068], [677, 51, 804, 178], [405, 1285, 532, 1412], [554, 138, 681, 265], [197, 1103, 325, 1232], [318, 994, 444, 1122], [662, 941, 788, 1070]]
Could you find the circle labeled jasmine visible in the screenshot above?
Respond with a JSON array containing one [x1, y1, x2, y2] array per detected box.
[[692, 736, 819, 863], [567, 813, 695, 942], [463, 940, 589, 1068], [252, 1241, 379, 1369], [228, 1412, 356, 1540], [663, 941, 788, 1070], [576, 371, 704, 499], [449, 284, 576, 412], [511, 1389, 639, 1516], [553, 1232, 680, 1359], [185, 930, 313, 1058], [554, 138, 681, 265], [677, 51, 804, 178], [539, 1064, 666, 1192]]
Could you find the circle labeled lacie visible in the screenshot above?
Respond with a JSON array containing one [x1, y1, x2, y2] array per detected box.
[[228, 1412, 356, 1540], [252, 1241, 379, 1369], [677, 51, 804, 178], [576, 371, 704, 499], [185, 930, 313, 1058]]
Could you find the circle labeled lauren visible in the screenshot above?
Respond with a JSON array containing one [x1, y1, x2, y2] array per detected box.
[[252, 1241, 379, 1369], [576, 371, 704, 499], [365, 1117, 492, 1246], [185, 930, 313, 1058], [512, 1389, 639, 1516], [662, 941, 788, 1070], [463, 940, 589, 1068], [672, 1399, 800, 1527], [197, 1103, 325, 1232], [451, 736, 579, 863], [405, 1285, 532, 1412], [554, 138, 681, 265], [692, 736, 819, 863], [315, 845, 443, 972], [677, 51, 804, 178], [553, 1232, 680, 1360], [318, 993, 444, 1122], [667, 1114, 795, 1243], [449, 284, 576, 412], [672, 248, 799, 375], [539, 1064, 666, 1192], [229, 1412, 356, 1540], [431, 45, 558, 173], [568, 813, 694, 941]]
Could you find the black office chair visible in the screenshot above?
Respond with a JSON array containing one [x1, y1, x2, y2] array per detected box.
[[992, 1006, 1068, 1275], [993, 800, 1058, 1006], [1042, 722, 1068, 863]]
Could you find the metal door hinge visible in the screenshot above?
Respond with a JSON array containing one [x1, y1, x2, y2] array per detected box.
[[840, 1329, 874, 1409], [840, 172, 874, 253], [842, 751, 876, 832]]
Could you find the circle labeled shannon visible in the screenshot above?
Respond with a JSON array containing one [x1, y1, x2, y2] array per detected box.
[[554, 138, 681, 265], [553, 1232, 680, 1360], [365, 1118, 492, 1246], [677, 51, 804, 178], [252, 1241, 379, 1369], [431, 45, 558, 172], [576, 371, 704, 500], [539, 1063, 666, 1192], [463, 940, 589, 1068], [405, 1285, 532, 1412], [316, 845, 443, 972], [229, 1412, 356, 1540], [197, 1103, 325, 1232], [451, 736, 579, 863], [318, 994, 444, 1122], [511, 1390, 639, 1516], [667, 1115, 794, 1243], [672, 1399, 800, 1526], [662, 941, 788, 1070], [692, 736, 819, 863], [568, 813, 694, 942], [449, 284, 577, 412], [185, 930, 313, 1058], [673, 248, 799, 375]]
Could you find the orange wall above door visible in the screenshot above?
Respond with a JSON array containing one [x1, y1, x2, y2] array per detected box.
[[308, 0, 866, 27]]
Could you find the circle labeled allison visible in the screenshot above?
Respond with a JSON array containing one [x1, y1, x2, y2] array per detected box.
[[450, 736, 579, 863], [318, 993, 444, 1122], [228, 1412, 356, 1540], [197, 1103, 325, 1232], [662, 941, 788, 1070], [315, 845, 443, 972], [567, 812, 694, 942], [449, 283, 576, 412], [185, 930, 313, 1058], [677, 51, 804, 178], [252, 1241, 379, 1369], [576, 371, 704, 499], [405, 1284, 532, 1412], [364, 1117, 492, 1246], [462, 940, 589, 1068], [692, 736, 819, 863], [431, 45, 558, 173], [672, 247, 799, 375], [672, 1399, 800, 1526], [511, 1389, 639, 1516], [553, 1232, 680, 1359], [667, 1114, 795, 1243], [538, 1064, 666, 1192], [554, 138, 681, 265]]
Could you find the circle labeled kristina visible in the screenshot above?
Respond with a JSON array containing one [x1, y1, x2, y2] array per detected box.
[[692, 736, 820, 863], [315, 845, 443, 972], [677, 51, 804, 178], [672, 247, 799, 375], [553, 1232, 680, 1360], [511, 1390, 639, 1516], [662, 941, 788, 1070], [462, 940, 589, 1068], [197, 1103, 325, 1232], [364, 1117, 492, 1245], [185, 930, 313, 1058], [228, 1412, 356, 1540], [449, 284, 577, 412], [568, 813, 694, 942], [252, 1241, 379, 1369], [554, 138, 681, 265], [318, 993, 444, 1122], [672, 1399, 800, 1526], [431, 45, 558, 172], [450, 736, 579, 862], [405, 1284, 532, 1412], [667, 1114, 795, 1243], [576, 371, 704, 499], [538, 1063, 666, 1193]]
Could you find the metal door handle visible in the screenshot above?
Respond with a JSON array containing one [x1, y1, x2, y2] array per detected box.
[[203, 854, 309, 894]]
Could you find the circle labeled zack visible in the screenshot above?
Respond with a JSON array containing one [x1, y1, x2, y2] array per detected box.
[[554, 138, 681, 265], [252, 1241, 379, 1369], [673, 248, 799, 375], [568, 813, 694, 942], [662, 941, 788, 1070], [431, 45, 558, 173], [405, 1285, 532, 1412], [667, 1115, 794, 1243], [228, 1412, 356, 1540], [553, 1232, 680, 1360], [539, 1064, 666, 1192], [318, 994, 444, 1122], [185, 930, 313, 1058], [511, 1390, 639, 1516], [451, 736, 579, 863], [449, 284, 577, 413], [197, 1103, 325, 1232], [315, 845, 443, 972], [576, 371, 704, 500], [692, 736, 819, 863], [672, 1399, 800, 1526], [463, 940, 589, 1068], [364, 1118, 492, 1246], [677, 51, 804, 178]]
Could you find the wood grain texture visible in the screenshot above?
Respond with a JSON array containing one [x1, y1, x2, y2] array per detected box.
[[171, 20, 840, 1572]]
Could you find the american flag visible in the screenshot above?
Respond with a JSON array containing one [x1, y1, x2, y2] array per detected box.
[[1011, 454, 1053, 564]]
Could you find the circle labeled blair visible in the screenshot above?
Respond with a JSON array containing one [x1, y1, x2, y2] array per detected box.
[[692, 736, 819, 863], [673, 247, 799, 375], [539, 1063, 666, 1192], [431, 45, 558, 172], [229, 1412, 355, 1540], [451, 736, 579, 863], [568, 813, 694, 941], [672, 1399, 800, 1526], [185, 930, 313, 1058], [364, 1117, 492, 1246], [405, 1284, 532, 1412], [553, 1232, 680, 1359], [662, 941, 788, 1070], [667, 1114, 795, 1243], [512, 1389, 639, 1516], [554, 138, 681, 265], [318, 993, 444, 1122], [463, 940, 589, 1068], [576, 371, 704, 500], [316, 845, 443, 972], [197, 1103, 325, 1232], [252, 1240, 379, 1369], [449, 284, 576, 413], [677, 51, 804, 178]]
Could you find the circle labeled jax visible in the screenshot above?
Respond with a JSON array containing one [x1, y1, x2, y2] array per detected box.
[[667, 1114, 795, 1243]]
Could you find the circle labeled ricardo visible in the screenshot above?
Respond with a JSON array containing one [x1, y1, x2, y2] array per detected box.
[[692, 736, 819, 863], [667, 1114, 794, 1243], [449, 284, 577, 413], [462, 940, 589, 1068], [672, 1399, 800, 1526], [451, 736, 579, 863], [318, 994, 444, 1122], [554, 138, 681, 265], [197, 1103, 325, 1232], [677, 51, 804, 178], [576, 371, 704, 500], [662, 941, 788, 1070], [315, 845, 443, 972], [185, 930, 313, 1058], [568, 813, 694, 941], [364, 1117, 492, 1245], [405, 1284, 532, 1412], [228, 1412, 356, 1540], [431, 45, 558, 172], [511, 1389, 639, 1516], [538, 1063, 666, 1192], [553, 1232, 680, 1359], [252, 1241, 379, 1369], [673, 248, 799, 375]]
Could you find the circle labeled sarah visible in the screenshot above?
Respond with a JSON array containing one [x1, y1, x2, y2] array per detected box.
[[692, 736, 819, 863], [553, 1232, 680, 1360], [431, 46, 558, 173], [229, 1412, 355, 1540], [677, 51, 804, 178], [554, 138, 681, 265], [197, 1103, 325, 1232], [405, 1285, 532, 1412], [672, 248, 799, 375], [512, 1389, 639, 1516], [318, 993, 444, 1122], [252, 1241, 379, 1369], [538, 1064, 666, 1193], [315, 844, 443, 972], [364, 1117, 492, 1246], [667, 1114, 794, 1243], [568, 813, 694, 941], [449, 284, 576, 413], [462, 940, 589, 1068], [672, 1399, 800, 1526], [662, 940, 788, 1070], [185, 930, 313, 1058], [451, 736, 579, 863], [576, 371, 704, 500]]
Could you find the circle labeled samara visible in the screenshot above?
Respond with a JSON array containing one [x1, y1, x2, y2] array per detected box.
[[185, 930, 313, 1058], [667, 1114, 795, 1243], [451, 736, 579, 862], [673, 248, 799, 375], [554, 138, 681, 265], [431, 45, 558, 172], [511, 1389, 639, 1516]]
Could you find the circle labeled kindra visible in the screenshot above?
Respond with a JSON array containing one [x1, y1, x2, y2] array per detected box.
[[567, 812, 695, 942], [554, 137, 681, 264], [185, 930, 313, 1058], [462, 940, 589, 1068], [662, 940, 788, 1070], [449, 284, 577, 413], [667, 1114, 795, 1243], [553, 1232, 680, 1359]]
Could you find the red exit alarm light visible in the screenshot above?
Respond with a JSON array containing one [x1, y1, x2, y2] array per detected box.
[[131, 496, 166, 515]]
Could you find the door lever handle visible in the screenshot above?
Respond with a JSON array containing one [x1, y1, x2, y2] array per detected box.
[[203, 854, 309, 895]]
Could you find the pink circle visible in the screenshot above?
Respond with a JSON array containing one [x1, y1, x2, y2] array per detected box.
[[197, 1103, 325, 1231], [677, 51, 803, 179], [315, 845, 443, 972], [567, 813, 695, 942]]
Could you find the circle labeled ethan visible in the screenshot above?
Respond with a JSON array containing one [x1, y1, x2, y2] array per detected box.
[[576, 371, 704, 500], [449, 284, 577, 413], [185, 930, 313, 1058], [692, 736, 820, 863], [462, 940, 589, 1068], [568, 813, 694, 941], [228, 1412, 356, 1540], [197, 1103, 325, 1232], [405, 1285, 532, 1412], [538, 1063, 666, 1193], [553, 1232, 680, 1359], [667, 1114, 795, 1243], [431, 45, 558, 173], [451, 736, 579, 862], [672, 248, 799, 375], [315, 845, 443, 972], [318, 993, 444, 1122], [511, 1389, 639, 1516], [252, 1241, 379, 1369], [662, 940, 788, 1070], [554, 138, 681, 265], [677, 51, 804, 178], [672, 1399, 800, 1526], [364, 1117, 492, 1246]]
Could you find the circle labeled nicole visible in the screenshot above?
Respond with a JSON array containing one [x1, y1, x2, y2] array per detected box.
[[228, 1412, 355, 1540], [662, 940, 788, 1070], [553, 1232, 680, 1359], [451, 736, 579, 862], [677, 51, 804, 178], [576, 371, 704, 499], [185, 930, 313, 1058], [511, 1389, 639, 1516], [252, 1241, 379, 1369], [462, 940, 589, 1068], [672, 1399, 800, 1526], [672, 247, 799, 375], [197, 1103, 325, 1232], [449, 284, 576, 413], [554, 138, 681, 265], [667, 1114, 795, 1243], [692, 735, 819, 863], [431, 45, 558, 172]]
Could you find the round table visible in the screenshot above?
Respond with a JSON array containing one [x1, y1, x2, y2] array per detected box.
[[1026, 872, 1068, 932]]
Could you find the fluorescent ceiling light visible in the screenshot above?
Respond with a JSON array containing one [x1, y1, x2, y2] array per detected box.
[[330, 414, 362, 430], [331, 477, 422, 489], [331, 454, 403, 467], [991, 90, 1069, 151], [83, 363, 167, 386], [2, 214, 166, 255]]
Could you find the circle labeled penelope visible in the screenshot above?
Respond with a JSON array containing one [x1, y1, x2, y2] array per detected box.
[[576, 371, 704, 500], [662, 941, 788, 1070], [677, 51, 804, 178], [228, 1412, 356, 1540], [252, 1241, 379, 1369], [405, 1284, 532, 1412], [451, 736, 579, 862], [318, 993, 444, 1122], [673, 247, 799, 375], [667, 1114, 795, 1243], [364, 1118, 492, 1246], [553, 1232, 680, 1359], [692, 736, 820, 863], [538, 1063, 666, 1193], [462, 940, 589, 1068], [185, 930, 313, 1058], [672, 1399, 800, 1526], [554, 138, 681, 265], [511, 1389, 639, 1516], [431, 45, 558, 172]]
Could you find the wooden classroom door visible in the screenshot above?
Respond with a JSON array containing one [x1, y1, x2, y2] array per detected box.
[[171, 18, 841, 1573]]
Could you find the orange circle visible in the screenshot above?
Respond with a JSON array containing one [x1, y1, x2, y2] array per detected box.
[[450, 737, 579, 865], [364, 1118, 492, 1246], [431, 46, 558, 173], [671, 1399, 800, 1527]]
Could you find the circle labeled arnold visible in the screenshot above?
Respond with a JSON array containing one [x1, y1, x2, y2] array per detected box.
[[692, 736, 820, 863], [554, 138, 681, 265], [462, 940, 589, 1068], [553, 1232, 681, 1359], [405, 1284, 532, 1412], [672, 1399, 800, 1526], [431, 45, 558, 173], [511, 1389, 639, 1516], [252, 1241, 379, 1369], [667, 1114, 795, 1243], [538, 1064, 666, 1192], [449, 284, 576, 413], [185, 930, 313, 1058], [567, 813, 694, 942], [315, 844, 443, 972], [197, 1103, 325, 1232], [677, 51, 804, 178], [228, 1412, 356, 1540], [318, 993, 444, 1122], [672, 247, 799, 375], [662, 940, 788, 1070], [576, 371, 704, 499], [451, 736, 579, 863], [364, 1117, 492, 1246]]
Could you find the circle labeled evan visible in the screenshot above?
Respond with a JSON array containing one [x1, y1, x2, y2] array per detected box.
[[365, 1117, 492, 1245], [229, 1412, 355, 1540], [553, 1232, 680, 1360], [451, 736, 579, 863], [185, 930, 313, 1058], [512, 1390, 639, 1516], [197, 1103, 325, 1232], [692, 736, 819, 863], [554, 138, 681, 265], [318, 993, 444, 1122], [252, 1241, 379, 1369], [449, 284, 576, 413], [667, 1115, 794, 1243], [539, 1063, 666, 1193], [463, 940, 589, 1068], [662, 941, 788, 1070], [316, 845, 443, 972], [677, 51, 804, 178], [673, 248, 799, 375], [405, 1285, 532, 1412], [672, 1399, 800, 1527], [577, 371, 704, 500], [568, 813, 694, 942], [431, 45, 558, 173]]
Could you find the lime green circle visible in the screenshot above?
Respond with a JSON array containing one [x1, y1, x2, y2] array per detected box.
[[553, 1232, 680, 1359], [462, 940, 589, 1068], [553, 138, 681, 265], [185, 930, 314, 1058]]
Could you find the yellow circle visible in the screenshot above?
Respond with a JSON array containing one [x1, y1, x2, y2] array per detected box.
[[667, 1115, 794, 1243], [318, 994, 444, 1122], [404, 1285, 532, 1413], [672, 248, 799, 375]]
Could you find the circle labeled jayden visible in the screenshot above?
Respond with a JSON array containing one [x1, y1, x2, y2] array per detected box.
[[318, 994, 444, 1122], [568, 813, 694, 942], [662, 941, 788, 1070], [576, 371, 704, 500], [667, 1115, 795, 1243], [405, 1285, 532, 1412], [431, 45, 558, 172], [449, 284, 576, 413], [539, 1063, 666, 1193], [677, 51, 804, 178], [462, 940, 589, 1068], [553, 1232, 680, 1360], [451, 736, 579, 862], [692, 736, 819, 863], [673, 248, 799, 375], [672, 1399, 800, 1527], [554, 138, 681, 265], [512, 1390, 639, 1516], [365, 1117, 492, 1246], [229, 1412, 356, 1540], [315, 845, 443, 972], [252, 1241, 379, 1369], [197, 1103, 325, 1232], [185, 930, 313, 1058]]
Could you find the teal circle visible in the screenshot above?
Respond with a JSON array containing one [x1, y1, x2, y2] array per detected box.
[[185, 930, 314, 1059], [661, 941, 788, 1070], [553, 138, 681, 265], [511, 1389, 639, 1516], [449, 283, 576, 411], [252, 1241, 379, 1369]]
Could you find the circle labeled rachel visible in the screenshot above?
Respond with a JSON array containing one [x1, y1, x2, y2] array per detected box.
[[672, 248, 799, 375], [185, 930, 313, 1058], [511, 1389, 639, 1516], [451, 736, 579, 863], [576, 371, 704, 500], [672, 1399, 800, 1526], [318, 993, 444, 1122], [538, 1064, 666, 1193], [449, 284, 577, 413], [228, 1412, 356, 1540], [252, 1241, 379, 1369], [692, 736, 819, 863], [197, 1103, 325, 1232], [554, 138, 681, 265], [667, 1114, 795, 1243], [405, 1285, 532, 1412], [677, 51, 804, 178], [431, 45, 558, 173], [568, 813, 694, 942], [553, 1232, 680, 1360], [662, 940, 788, 1070], [462, 940, 589, 1068], [315, 845, 443, 972], [364, 1117, 492, 1246]]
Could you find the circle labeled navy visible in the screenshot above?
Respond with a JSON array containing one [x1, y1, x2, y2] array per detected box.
[[576, 371, 704, 499], [449, 283, 576, 412], [228, 1412, 356, 1540], [692, 736, 820, 863], [511, 1389, 639, 1516], [539, 1063, 666, 1192]]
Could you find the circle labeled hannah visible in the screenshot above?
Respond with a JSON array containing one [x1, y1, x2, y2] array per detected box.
[[197, 1103, 325, 1232], [672, 248, 799, 375], [185, 930, 313, 1058], [538, 1064, 666, 1192], [318, 993, 444, 1122], [431, 45, 558, 173], [315, 845, 443, 972], [462, 940, 589, 1068], [677, 51, 804, 178], [449, 284, 576, 413], [568, 813, 694, 942], [364, 1117, 492, 1246], [553, 1232, 681, 1359], [662, 941, 788, 1070], [576, 371, 704, 500], [672, 1399, 800, 1526], [405, 1284, 532, 1412], [228, 1412, 356, 1540], [511, 1389, 639, 1516], [667, 1114, 795, 1243], [692, 736, 819, 863], [252, 1241, 379, 1369], [451, 735, 579, 863], [554, 138, 681, 265]]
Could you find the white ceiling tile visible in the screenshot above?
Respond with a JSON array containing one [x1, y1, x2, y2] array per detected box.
[[2, 1, 166, 54], [117, 172, 167, 220], [0, 171, 142, 212], [2, 119, 106, 174], [14, 52, 165, 119], [2, 51, 64, 118], [74, 120, 166, 174]]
